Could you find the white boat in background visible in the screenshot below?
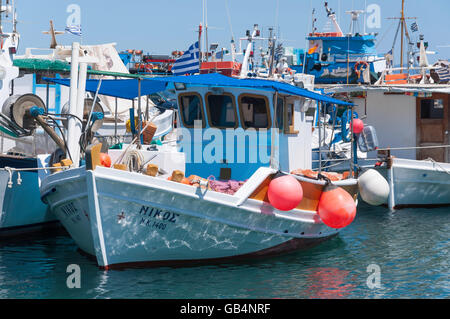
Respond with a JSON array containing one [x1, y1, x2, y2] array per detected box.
[[380, 157, 450, 209], [39, 42, 382, 268], [319, 34, 450, 209]]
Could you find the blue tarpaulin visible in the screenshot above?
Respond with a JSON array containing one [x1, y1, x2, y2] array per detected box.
[[43, 73, 353, 106]]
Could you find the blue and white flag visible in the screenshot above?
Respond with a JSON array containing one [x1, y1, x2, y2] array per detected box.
[[172, 41, 199, 76], [65, 25, 82, 36], [410, 22, 418, 33], [436, 63, 450, 82]]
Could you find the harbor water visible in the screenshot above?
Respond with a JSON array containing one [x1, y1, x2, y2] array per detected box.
[[0, 203, 448, 299]]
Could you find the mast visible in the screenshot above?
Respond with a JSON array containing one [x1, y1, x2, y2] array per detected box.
[[198, 23, 202, 63], [400, 0, 404, 71], [387, 0, 416, 72], [205, 0, 208, 62], [240, 24, 259, 78], [325, 2, 343, 36]]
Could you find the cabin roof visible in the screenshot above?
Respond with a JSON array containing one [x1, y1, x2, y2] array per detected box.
[[44, 73, 353, 106], [319, 84, 450, 95]]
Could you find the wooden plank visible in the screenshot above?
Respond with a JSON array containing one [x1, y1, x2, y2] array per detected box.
[[86, 143, 103, 170]]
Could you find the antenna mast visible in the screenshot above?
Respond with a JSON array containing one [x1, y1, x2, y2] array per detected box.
[[387, 0, 416, 72]]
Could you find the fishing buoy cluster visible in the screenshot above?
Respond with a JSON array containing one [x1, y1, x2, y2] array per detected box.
[[318, 184, 356, 229], [267, 175, 303, 211], [267, 174, 357, 229], [357, 169, 390, 206]]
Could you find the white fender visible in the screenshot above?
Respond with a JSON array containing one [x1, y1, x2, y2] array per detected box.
[[358, 169, 390, 206]]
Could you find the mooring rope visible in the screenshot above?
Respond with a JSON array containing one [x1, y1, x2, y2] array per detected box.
[[422, 158, 450, 175], [0, 165, 71, 188]]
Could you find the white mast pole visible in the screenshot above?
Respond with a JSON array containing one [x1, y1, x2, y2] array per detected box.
[[240, 25, 258, 78], [364, 0, 367, 35], [73, 61, 87, 166], [67, 42, 80, 164]]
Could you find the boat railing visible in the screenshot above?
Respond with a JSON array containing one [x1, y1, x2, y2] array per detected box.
[[375, 66, 440, 85], [18, 48, 57, 60]]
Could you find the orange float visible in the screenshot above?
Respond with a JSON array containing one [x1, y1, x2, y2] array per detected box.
[[318, 184, 356, 229], [351, 118, 364, 134], [99, 153, 111, 168], [268, 175, 303, 211]]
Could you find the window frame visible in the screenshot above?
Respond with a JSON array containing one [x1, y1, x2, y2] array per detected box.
[[177, 92, 206, 128], [284, 100, 298, 134], [205, 92, 239, 129], [273, 95, 299, 134], [274, 94, 285, 131], [237, 93, 272, 130], [420, 98, 444, 119]]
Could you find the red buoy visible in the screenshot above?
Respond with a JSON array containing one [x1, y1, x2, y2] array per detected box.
[[268, 175, 303, 211], [99, 153, 111, 168], [318, 184, 356, 229], [352, 118, 364, 134]]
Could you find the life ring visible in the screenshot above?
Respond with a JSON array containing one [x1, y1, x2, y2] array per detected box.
[[354, 61, 369, 79], [145, 64, 153, 73]]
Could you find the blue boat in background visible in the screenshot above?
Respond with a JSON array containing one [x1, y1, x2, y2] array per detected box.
[[287, 2, 387, 84]]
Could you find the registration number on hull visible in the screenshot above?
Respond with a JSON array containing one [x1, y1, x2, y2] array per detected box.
[[130, 205, 180, 231]]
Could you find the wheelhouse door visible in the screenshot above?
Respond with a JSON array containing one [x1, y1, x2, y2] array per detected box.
[[416, 93, 449, 163]]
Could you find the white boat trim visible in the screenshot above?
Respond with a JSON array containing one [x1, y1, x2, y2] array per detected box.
[[87, 170, 109, 267]]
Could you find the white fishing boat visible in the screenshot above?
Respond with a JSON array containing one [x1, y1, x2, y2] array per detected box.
[[39, 42, 391, 268]]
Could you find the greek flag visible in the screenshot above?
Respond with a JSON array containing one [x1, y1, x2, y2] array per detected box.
[[172, 42, 199, 76], [65, 25, 82, 36], [411, 22, 418, 33], [436, 63, 450, 82]]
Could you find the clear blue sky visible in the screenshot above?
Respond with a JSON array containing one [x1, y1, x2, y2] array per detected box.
[[10, 0, 450, 63]]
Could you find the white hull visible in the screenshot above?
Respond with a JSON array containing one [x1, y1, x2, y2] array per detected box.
[[384, 158, 450, 209], [42, 166, 344, 268]]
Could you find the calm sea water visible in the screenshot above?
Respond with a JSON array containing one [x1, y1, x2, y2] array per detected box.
[[0, 203, 448, 299]]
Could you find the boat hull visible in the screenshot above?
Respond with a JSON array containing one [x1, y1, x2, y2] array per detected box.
[[385, 158, 450, 208], [0, 156, 57, 237], [42, 167, 346, 268]]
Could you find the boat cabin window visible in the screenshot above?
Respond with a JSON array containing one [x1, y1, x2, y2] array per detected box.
[[238, 94, 271, 129], [420, 99, 444, 119], [275, 96, 297, 134], [178, 93, 205, 127], [205, 93, 238, 128]]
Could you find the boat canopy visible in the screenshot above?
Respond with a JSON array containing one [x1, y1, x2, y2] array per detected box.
[[14, 58, 72, 72], [44, 73, 353, 106]]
